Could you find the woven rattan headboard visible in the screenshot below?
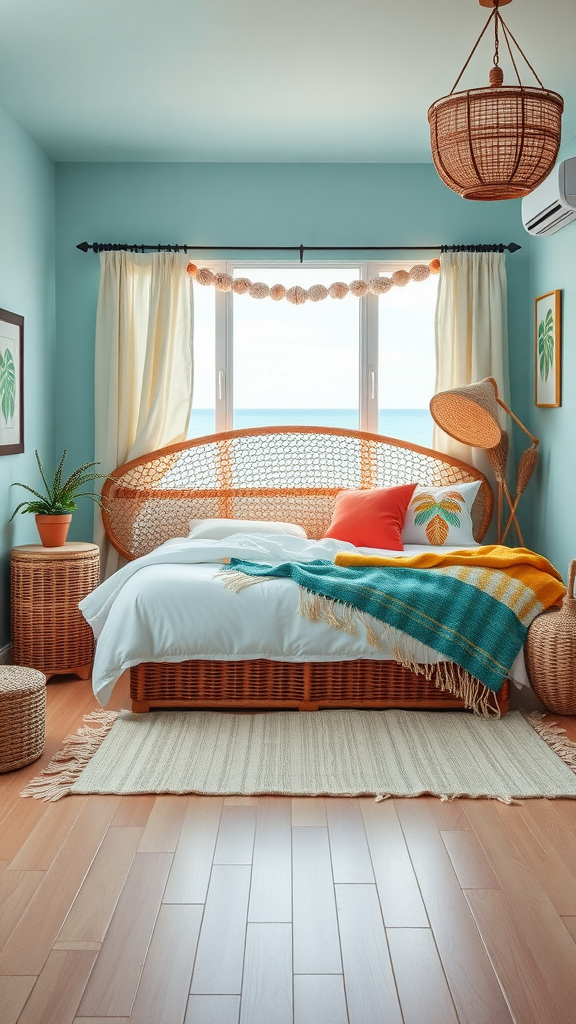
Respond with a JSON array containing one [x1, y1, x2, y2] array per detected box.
[[101, 426, 493, 560]]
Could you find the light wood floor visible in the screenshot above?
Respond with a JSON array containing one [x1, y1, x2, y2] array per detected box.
[[2, 676, 576, 1024]]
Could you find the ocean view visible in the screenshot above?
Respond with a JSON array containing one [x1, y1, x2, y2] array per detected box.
[[188, 409, 433, 448]]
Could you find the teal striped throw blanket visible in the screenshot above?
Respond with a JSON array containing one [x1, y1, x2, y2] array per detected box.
[[222, 555, 554, 714]]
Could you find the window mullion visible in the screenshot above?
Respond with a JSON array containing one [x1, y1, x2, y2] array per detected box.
[[215, 266, 232, 431], [361, 262, 379, 434]]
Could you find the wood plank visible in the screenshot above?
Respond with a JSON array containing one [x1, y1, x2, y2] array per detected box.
[[360, 798, 428, 927], [239, 923, 292, 1024], [163, 797, 223, 904], [75, 1019, 128, 1024], [8, 796, 88, 871], [495, 804, 576, 916], [440, 830, 500, 889], [562, 917, 576, 942], [185, 995, 240, 1024], [129, 904, 203, 1024], [58, 827, 142, 943], [0, 797, 50, 862], [223, 796, 257, 805], [0, 860, 8, 881], [335, 883, 402, 1024], [292, 827, 341, 975], [293, 976, 348, 1024], [77, 852, 173, 1018], [387, 927, 459, 1024], [111, 795, 156, 827], [0, 796, 120, 976], [427, 798, 471, 831], [523, 800, 576, 875], [0, 869, 45, 954], [395, 798, 513, 1024], [465, 888, 571, 1024], [464, 799, 576, 1023], [191, 865, 251, 995], [137, 796, 188, 853], [54, 942, 101, 951], [325, 798, 374, 883], [291, 797, 326, 826], [248, 798, 291, 923], [0, 976, 36, 1024], [17, 949, 98, 1024], [213, 806, 256, 865]]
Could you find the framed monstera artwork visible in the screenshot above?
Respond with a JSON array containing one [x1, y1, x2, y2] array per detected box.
[[0, 309, 24, 455], [535, 290, 561, 408]]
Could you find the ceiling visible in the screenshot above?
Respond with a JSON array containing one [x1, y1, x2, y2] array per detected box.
[[0, 0, 574, 163]]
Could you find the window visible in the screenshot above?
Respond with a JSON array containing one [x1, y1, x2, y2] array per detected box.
[[188, 261, 438, 444]]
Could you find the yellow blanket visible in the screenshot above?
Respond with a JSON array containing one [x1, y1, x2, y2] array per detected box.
[[334, 545, 566, 612]]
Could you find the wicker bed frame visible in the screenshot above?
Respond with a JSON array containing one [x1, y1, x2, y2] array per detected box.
[[102, 425, 509, 715]]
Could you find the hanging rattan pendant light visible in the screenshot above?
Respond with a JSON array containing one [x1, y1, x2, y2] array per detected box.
[[428, 0, 564, 201]]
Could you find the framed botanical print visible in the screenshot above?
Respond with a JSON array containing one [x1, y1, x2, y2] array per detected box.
[[0, 308, 24, 455], [535, 290, 561, 408]]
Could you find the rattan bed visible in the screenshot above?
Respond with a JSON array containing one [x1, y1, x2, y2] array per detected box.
[[101, 425, 509, 715]]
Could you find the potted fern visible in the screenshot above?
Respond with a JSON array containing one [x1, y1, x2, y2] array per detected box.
[[10, 450, 108, 547]]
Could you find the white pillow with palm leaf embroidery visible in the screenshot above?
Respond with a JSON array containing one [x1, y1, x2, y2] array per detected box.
[[401, 481, 481, 547]]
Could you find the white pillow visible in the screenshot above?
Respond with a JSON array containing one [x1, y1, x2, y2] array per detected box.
[[402, 481, 481, 547], [188, 518, 307, 540]]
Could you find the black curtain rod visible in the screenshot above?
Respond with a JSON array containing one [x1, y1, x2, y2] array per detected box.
[[76, 241, 521, 262]]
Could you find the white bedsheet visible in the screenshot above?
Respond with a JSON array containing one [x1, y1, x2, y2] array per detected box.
[[80, 534, 529, 706]]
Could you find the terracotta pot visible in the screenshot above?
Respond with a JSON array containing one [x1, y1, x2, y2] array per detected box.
[[35, 514, 72, 547]]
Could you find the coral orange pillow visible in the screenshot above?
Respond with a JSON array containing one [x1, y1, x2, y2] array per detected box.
[[323, 484, 417, 550]]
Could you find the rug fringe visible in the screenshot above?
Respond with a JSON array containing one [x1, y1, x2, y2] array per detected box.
[[20, 709, 119, 802], [525, 712, 576, 774]]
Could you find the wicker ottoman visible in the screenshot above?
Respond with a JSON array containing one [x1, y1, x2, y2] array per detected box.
[[11, 542, 100, 680], [0, 665, 46, 772]]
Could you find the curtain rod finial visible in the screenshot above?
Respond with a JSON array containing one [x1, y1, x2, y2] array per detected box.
[[76, 241, 91, 252], [507, 241, 522, 252]]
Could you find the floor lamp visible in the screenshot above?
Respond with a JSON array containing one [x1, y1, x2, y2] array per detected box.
[[430, 377, 539, 546]]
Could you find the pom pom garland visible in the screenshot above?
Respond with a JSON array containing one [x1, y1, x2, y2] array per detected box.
[[232, 277, 251, 294], [392, 270, 410, 288], [308, 284, 329, 302], [196, 267, 215, 286], [189, 258, 442, 302], [409, 264, 430, 282], [368, 276, 393, 295], [286, 285, 309, 305], [214, 272, 233, 291], [329, 282, 349, 300], [249, 282, 270, 299]]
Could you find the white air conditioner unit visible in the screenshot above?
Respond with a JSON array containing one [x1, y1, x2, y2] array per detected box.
[[522, 158, 576, 236]]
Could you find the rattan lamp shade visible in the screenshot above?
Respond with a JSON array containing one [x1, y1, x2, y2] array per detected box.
[[430, 377, 502, 448], [428, 0, 564, 202], [428, 85, 563, 201]]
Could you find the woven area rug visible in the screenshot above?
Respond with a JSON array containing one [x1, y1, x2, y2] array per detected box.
[[22, 708, 576, 802]]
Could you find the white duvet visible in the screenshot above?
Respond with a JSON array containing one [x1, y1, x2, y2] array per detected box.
[[80, 533, 529, 706]]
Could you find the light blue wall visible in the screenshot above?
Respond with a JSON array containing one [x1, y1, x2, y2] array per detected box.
[[0, 106, 55, 646], [527, 135, 576, 579], [55, 162, 530, 543]]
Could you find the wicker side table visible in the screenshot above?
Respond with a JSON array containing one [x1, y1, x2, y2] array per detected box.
[[11, 542, 100, 680], [0, 666, 46, 772]]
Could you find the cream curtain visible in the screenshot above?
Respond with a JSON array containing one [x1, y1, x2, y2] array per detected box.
[[433, 251, 510, 469], [94, 251, 193, 576]]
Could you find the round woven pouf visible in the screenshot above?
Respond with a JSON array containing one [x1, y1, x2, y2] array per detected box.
[[0, 665, 46, 772], [525, 560, 576, 714]]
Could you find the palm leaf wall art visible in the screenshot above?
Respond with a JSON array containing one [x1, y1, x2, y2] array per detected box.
[[535, 291, 561, 408], [0, 308, 24, 456]]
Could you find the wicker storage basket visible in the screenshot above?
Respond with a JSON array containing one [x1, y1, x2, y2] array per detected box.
[[525, 560, 576, 714], [11, 543, 100, 679], [0, 666, 46, 772]]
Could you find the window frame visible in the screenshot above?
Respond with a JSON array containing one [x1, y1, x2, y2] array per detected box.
[[204, 259, 433, 435]]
